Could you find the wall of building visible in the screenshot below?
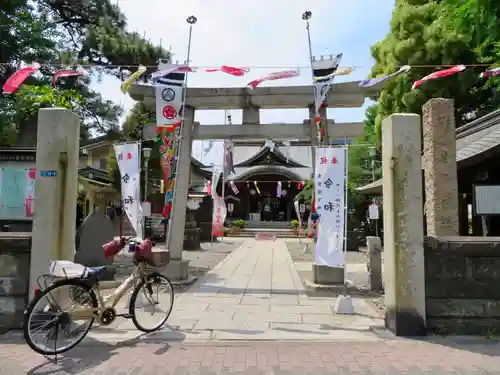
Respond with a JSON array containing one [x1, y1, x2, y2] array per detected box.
[[425, 236, 500, 335], [0, 234, 31, 332]]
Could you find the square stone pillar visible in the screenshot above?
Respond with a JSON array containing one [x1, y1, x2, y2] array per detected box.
[[382, 114, 426, 336], [30, 108, 80, 297], [242, 105, 260, 125], [165, 106, 195, 280], [422, 98, 459, 236]]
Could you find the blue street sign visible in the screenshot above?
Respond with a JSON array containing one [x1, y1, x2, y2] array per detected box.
[[40, 170, 57, 177]]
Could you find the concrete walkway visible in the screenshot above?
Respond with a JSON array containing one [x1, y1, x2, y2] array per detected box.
[[86, 238, 383, 343]]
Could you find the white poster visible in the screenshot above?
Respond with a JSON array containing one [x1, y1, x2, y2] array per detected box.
[[155, 85, 184, 126], [114, 143, 143, 238], [314, 147, 346, 267], [211, 166, 226, 237]]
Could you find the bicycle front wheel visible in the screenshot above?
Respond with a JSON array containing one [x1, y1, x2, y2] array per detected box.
[[23, 279, 97, 355], [129, 273, 174, 332]]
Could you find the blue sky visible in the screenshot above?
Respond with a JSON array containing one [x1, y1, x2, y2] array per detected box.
[[91, 0, 395, 165]]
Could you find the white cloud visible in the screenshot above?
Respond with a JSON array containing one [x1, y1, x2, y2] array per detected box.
[[93, 0, 394, 165]]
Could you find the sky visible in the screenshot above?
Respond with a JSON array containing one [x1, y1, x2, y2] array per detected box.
[[91, 0, 395, 165]]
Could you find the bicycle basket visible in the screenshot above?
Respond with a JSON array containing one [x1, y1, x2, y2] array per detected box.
[[146, 249, 170, 267], [103, 238, 126, 258]]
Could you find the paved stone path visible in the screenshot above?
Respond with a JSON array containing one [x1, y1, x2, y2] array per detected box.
[[86, 238, 383, 343], [3, 238, 500, 373]]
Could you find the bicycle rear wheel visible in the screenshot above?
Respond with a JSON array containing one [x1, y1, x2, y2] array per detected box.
[[129, 273, 174, 332], [23, 279, 97, 355]]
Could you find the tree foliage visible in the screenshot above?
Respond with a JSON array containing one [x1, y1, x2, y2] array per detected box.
[[0, 0, 170, 144], [368, 0, 500, 140]]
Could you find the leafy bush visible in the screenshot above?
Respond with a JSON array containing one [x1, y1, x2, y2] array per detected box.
[[290, 219, 299, 228], [234, 219, 245, 229]]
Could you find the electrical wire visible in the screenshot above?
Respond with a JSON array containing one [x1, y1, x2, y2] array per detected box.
[[0, 62, 497, 70]]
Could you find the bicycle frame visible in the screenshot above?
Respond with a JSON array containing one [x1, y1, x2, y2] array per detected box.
[[68, 262, 147, 320]]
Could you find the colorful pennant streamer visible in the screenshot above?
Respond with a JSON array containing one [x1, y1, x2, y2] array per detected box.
[[312, 54, 343, 144], [203, 140, 214, 156], [229, 181, 239, 195], [205, 65, 250, 76], [246, 70, 300, 89], [480, 67, 500, 79], [2, 62, 41, 94], [223, 139, 235, 177], [152, 65, 195, 84], [51, 67, 86, 87], [412, 65, 466, 90], [313, 67, 352, 81], [156, 124, 180, 222], [359, 65, 411, 88], [120, 65, 147, 94]]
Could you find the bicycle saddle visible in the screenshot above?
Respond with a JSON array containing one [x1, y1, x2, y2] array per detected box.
[[85, 266, 107, 279]]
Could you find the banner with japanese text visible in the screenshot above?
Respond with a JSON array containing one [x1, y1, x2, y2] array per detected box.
[[314, 147, 346, 267], [211, 166, 226, 237], [113, 142, 143, 238]]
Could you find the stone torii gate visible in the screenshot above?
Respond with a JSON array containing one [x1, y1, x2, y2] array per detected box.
[[129, 81, 382, 281]]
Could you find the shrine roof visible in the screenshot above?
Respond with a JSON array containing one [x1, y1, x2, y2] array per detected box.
[[234, 142, 308, 168], [78, 166, 111, 184]]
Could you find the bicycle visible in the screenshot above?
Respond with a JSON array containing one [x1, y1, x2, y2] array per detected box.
[[23, 236, 174, 356]]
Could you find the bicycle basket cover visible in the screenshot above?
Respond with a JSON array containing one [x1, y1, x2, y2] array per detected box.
[[134, 239, 153, 261], [103, 238, 125, 258]]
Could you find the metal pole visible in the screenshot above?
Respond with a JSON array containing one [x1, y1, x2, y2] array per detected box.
[[165, 15, 197, 250], [343, 144, 349, 294], [302, 10, 324, 147], [220, 111, 228, 239], [136, 139, 142, 238], [210, 164, 215, 247]]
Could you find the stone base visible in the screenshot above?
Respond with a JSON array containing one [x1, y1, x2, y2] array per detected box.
[[333, 295, 354, 315], [385, 308, 426, 337], [312, 264, 344, 285], [159, 259, 190, 281]]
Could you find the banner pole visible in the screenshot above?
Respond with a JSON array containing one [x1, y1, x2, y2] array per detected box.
[[343, 143, 349, 294], [164, 15, 197, 250], [210, 164, 215, 247]]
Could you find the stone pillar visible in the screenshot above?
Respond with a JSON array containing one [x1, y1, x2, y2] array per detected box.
[[366, 236, 383, 291], [422, 98, 459, 236], [308, 106, 318, 173], [29, 108, 80, 297], [382, 114, 426, 336], [165, 106, 194, 280], [242, 105, 260, 125], [319, 106, 328, 143]]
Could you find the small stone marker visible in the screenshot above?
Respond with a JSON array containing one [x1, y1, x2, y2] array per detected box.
[[255, 232, 277, 241], [334, 294, 354, 315]]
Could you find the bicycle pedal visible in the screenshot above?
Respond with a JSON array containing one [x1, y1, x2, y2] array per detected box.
[[117, 313, 133, 319]]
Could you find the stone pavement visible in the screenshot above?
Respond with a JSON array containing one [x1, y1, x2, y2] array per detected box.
[[86, 238, 384, 343], [1, 339, 500, 374], [2, 238, 500, 373]]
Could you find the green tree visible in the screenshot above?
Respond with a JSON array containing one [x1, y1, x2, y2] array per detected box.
[[368, 0, 500, 140], [0, 0, 170, 144]]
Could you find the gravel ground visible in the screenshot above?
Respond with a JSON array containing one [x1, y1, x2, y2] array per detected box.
[[113, 239, 242, 293], [285, 239, 384, 315]]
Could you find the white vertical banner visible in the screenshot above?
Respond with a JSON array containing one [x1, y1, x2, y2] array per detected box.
[[211, 166, 226, 237], [314, 147, 347, 267], [114, 142, 143, 238]]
